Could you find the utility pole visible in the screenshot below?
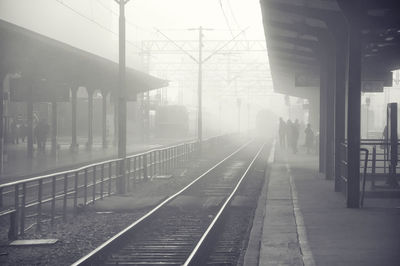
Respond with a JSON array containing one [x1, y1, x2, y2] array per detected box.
[[157, 27, 246, 146], [140, 46, 151, 142], [116, 0, 129, 194], [197, 27, 204, 143], [187, 26, 212, 145]]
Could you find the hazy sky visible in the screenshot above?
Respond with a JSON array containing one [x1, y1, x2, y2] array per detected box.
[[0, 0, 266, 69], [0, 0, 278, 128]]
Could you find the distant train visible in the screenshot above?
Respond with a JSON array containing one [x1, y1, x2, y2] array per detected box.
[[255, 109, 278, 139], [154, 105, 189, 138]]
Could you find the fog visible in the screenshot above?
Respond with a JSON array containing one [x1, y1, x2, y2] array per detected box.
[[0, 0, 292, 144]]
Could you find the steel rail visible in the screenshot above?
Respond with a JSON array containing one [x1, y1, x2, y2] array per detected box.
[[183, 143, 265, 265], [71, 139, 254, 266]]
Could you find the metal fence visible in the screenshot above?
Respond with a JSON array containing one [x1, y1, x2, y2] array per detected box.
[[338, 139, 400, 204], [0, 135, 231, 240]]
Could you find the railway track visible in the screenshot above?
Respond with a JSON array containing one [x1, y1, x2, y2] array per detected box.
[[72, 140, 267, 266]]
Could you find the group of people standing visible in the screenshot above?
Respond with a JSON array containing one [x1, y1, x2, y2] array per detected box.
[[8, 114, 50, 152], [279, 117, 315, 154]]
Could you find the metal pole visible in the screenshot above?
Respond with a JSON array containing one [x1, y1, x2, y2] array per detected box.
[[116, 0, 129, 194], [197, 26, 203, 145]]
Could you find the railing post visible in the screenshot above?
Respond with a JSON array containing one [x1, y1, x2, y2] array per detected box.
[[108, 162, 112, 196], [149, 152, 152, 179], [162, 150, 166, 174], [63, 173, 68, 221], [169, 148, 172, 170], [133, 156, 137, 182], [84, 168, 88, 206], [92, 166, 96, 204], [8, 211, 17, 240], [127, 158, 131, 190], [37, 180, 43, 232], [154, 151, 157, 176], [158, 150, 161, 175], [371, 146, 376, 189], [174, 147, 177, 168], [101, 164, 105, 199], [74, 172, 78, 216], [20, 183, 26, 235], [51, 176, 56, 226], [143, 154, 148, 181], [14, 184, 19, 235]]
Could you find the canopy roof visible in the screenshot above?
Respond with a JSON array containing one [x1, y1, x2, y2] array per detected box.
[[0, 19, 168, 97], [260, 0, 400, 95]]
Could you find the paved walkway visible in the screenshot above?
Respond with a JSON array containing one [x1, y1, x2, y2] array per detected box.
[[1, 136, 191, 184], [246, 145, 400, 266]]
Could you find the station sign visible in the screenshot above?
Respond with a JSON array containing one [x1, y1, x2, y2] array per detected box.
[[10, 78, 70, 102]]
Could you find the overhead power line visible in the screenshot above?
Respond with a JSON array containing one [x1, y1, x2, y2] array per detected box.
[[55, 0, 143, 51], [95, 0, 147, 32], [226, 0, 241, 30], [219, 0, 234, 37]]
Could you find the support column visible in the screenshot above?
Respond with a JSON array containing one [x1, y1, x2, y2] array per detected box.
[[325, 43, 337, 180], [51, 101, 58, 155], [347, 24, 361, 208], [319, 65, 327, 174], [70, 87, 78, 151], [334, 32, 348, 192], [101, 91, 108, 149], [337, 0, 363, 209], [117, 0, 128, 194], [0, 73, 5, 174], [86, 88, 94, 150]]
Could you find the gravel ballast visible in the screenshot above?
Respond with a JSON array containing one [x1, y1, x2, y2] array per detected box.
[[0, 139, 243, 265]]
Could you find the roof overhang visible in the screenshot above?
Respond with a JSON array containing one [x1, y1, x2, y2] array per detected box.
[[0, 19, 168, 100], [260, 0, 400, 96]]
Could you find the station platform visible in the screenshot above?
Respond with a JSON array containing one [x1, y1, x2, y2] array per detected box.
[[1, 136, 189, 184], [246, 145, 400, 266]]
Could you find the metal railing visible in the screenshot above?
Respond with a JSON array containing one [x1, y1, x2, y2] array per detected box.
[[0, 134, 232, 240], [339, 139, 399, 205]]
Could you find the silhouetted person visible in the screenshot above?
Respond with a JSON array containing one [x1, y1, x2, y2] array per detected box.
[[35, 120, 50, 152], [292, 119, 300, 154], [381, 125, 388, 150], [286, 119, 293, 152], [305, 123, 314, 154], [278, 117, 287, 148], [10, 118, 18, 144], [20, 123, 28, 142]]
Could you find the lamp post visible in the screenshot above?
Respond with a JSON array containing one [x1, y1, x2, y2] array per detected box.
[[115, 0, 129, 194]]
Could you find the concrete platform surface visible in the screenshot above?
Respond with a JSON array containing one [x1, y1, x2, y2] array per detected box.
[[248, 147, 400, 266]]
